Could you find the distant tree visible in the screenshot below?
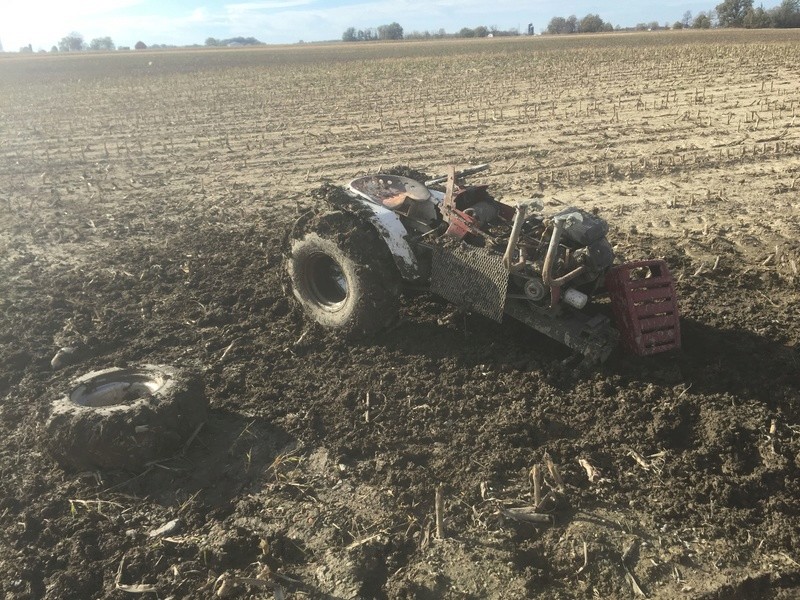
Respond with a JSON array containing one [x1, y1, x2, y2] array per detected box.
[[222, 36, 262, 46], [405, 30, 433, 39], [743, 6, 772, 27], [566, 15, 578, 33], [579, 14, 605, 33], [770, 0, 800, 27], [459, 27, 476, 37], [682, 10, 693, 27], [89, 36, 115, 51], [377, 22, 403, 40], [205, 37, 220, 46], [716, 0, 753, 26], [649, 21, 661, 30], [474, 25, 490, 37], [342, 27, 357, 41], [546, 17, 568, 34], [547, 14, 590, 34], [0, 39, 3, 52], [134, 41, 147, 50], [693, 12, 713, 28], [58, 31, 85, 52], [673, 20, 684, 29], [487, 26, 520, 37], [50, 45, 58, 52]]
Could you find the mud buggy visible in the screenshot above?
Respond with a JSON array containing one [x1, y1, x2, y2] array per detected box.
[[286, 165, 680, 363]]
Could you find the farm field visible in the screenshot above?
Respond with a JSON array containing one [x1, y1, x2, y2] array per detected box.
[[1, 29, 799, 598]]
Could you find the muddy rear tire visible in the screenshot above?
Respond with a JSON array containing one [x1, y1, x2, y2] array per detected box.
[[287, 211, 400, 337], [45, 365, 207, 471]]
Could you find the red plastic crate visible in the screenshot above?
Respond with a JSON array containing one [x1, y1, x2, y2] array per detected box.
[[605, 260, 681, 356]]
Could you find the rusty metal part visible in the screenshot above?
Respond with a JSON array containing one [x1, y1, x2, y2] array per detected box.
[[503, 203, 527, 270], [349, 174, 431, 207], [443, 165, 457, 211], [425, 163, 490, 186], [431, 242, 509, 322], [541, 218, 589, 306]]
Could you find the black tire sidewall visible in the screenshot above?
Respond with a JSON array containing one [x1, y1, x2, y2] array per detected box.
[[287, 212, 400, 337], [288, 233, 365, 330]]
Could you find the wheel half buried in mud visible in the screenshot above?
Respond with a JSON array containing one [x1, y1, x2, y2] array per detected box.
[[287, 210, 401, 337], [45, 365, 207, 471]]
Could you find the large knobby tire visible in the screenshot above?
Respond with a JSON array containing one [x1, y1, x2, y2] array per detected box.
[[45, 365, 207, 471], [287, 211, 400, 337]]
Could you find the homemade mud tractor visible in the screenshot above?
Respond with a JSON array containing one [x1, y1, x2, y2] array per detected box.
[[286, 165, 680, 364]]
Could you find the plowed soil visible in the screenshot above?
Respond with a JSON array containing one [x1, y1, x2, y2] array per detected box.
[[1, 31, 799, 599]]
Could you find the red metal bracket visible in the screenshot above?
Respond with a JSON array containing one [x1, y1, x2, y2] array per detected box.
[[605, 259, 681, 356]]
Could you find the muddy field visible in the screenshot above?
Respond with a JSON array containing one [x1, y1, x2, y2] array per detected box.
[[1, 30, 799, 599]]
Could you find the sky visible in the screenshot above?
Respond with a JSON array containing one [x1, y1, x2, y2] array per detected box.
[[1, 0, 721, 51]]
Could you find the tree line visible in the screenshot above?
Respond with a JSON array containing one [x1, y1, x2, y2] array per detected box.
[[48, 32, 148, 52], [56, 32, 116, 52], [342, 23, 523, 42], [545, 0, 800, 34], [714, 0, 800, 28], [204, 37, 263, 47], [31, 32, 265, 54], [342, 22, 404, 41]]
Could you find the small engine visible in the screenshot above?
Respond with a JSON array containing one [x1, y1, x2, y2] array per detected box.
[[438, 182, 616, 312], [506, 207, 614, 308]]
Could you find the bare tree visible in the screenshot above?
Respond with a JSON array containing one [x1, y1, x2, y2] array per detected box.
[[377, 22, 403, 40], [89, 37, 115, 51], [580, 14, 606, 33], [58, 32, 85, 52], [546, 17, 568, 34], [693, 12, 713, 28]]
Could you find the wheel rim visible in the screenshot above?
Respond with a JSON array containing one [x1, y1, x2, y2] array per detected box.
[[69, 370, 167, 407], [305, 252, 348, 310]]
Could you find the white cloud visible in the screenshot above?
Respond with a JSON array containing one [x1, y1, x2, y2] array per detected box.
[[189, 8, 215, 24]]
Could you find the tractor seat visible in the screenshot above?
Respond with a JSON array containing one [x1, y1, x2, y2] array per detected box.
[[348, 175, 431, 209]]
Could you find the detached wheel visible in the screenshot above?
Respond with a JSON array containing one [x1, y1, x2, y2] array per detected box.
[[287, 211, 400, 337], [45, 365, 207, 471]]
